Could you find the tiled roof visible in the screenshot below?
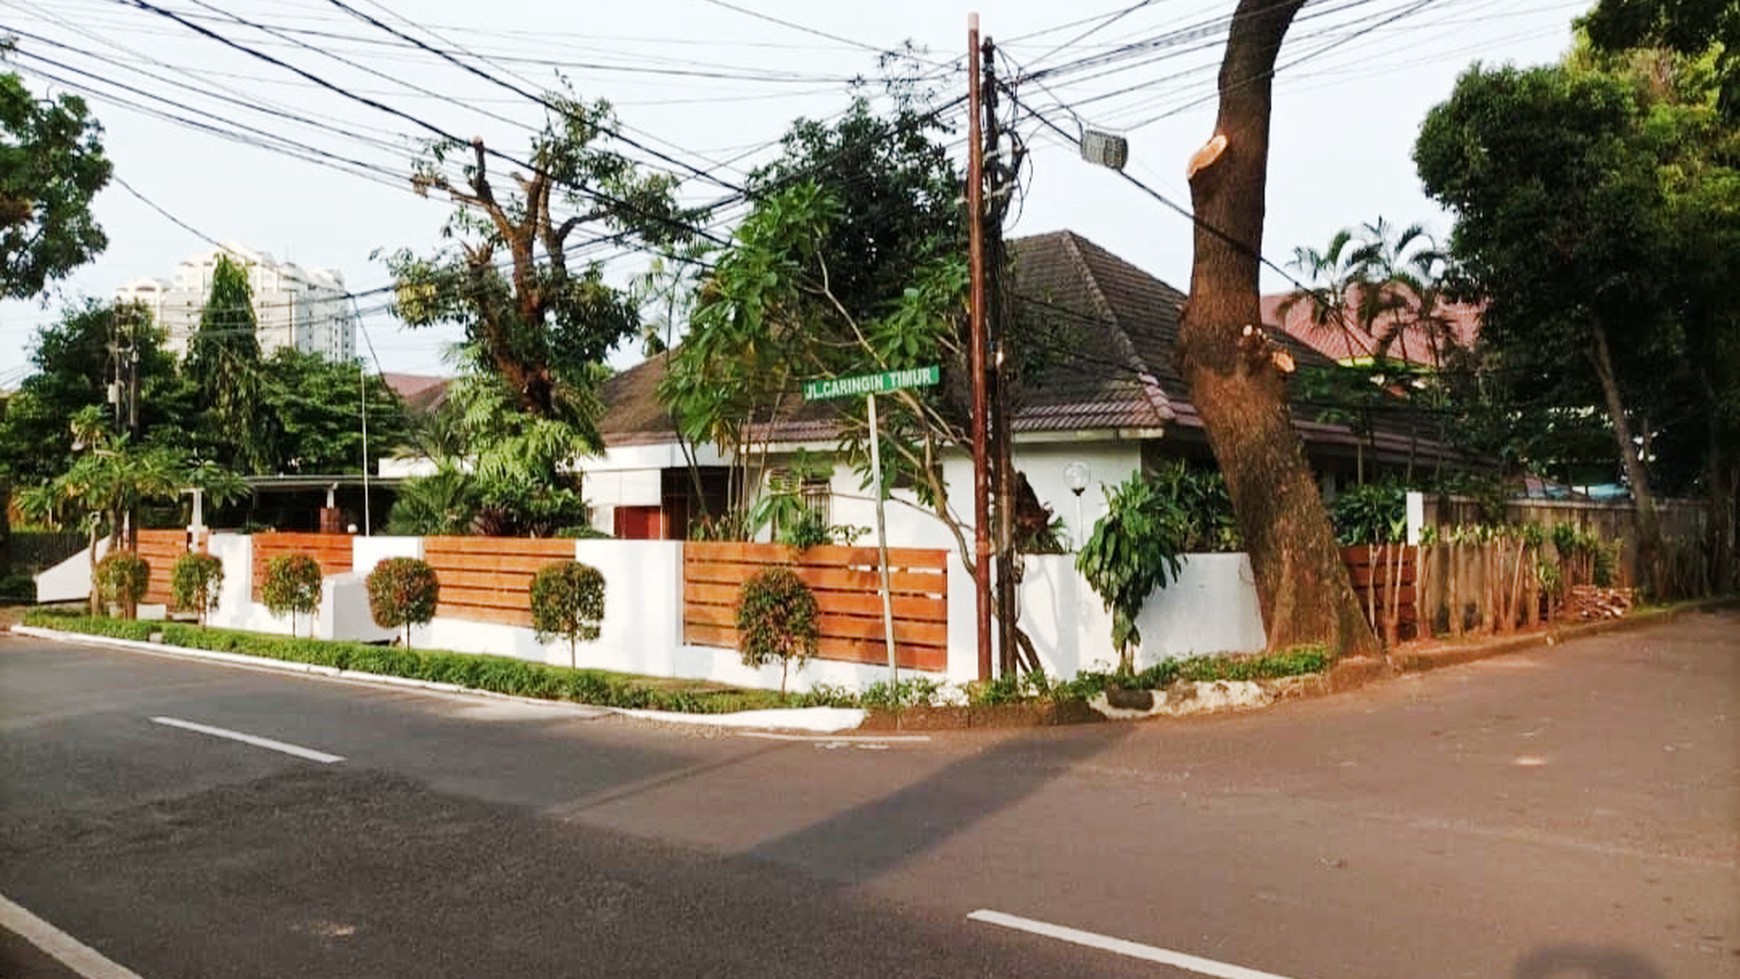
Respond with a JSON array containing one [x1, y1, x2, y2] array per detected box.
[[1261, 288, 1481, 366], [380, 372, 451, 414], [597, 230, 1453, 462]]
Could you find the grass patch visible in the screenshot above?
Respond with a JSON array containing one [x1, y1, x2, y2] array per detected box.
[[20, 610, 858, 714]]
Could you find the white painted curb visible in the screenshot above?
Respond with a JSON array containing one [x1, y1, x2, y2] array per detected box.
[[7, 625, 867, 732]]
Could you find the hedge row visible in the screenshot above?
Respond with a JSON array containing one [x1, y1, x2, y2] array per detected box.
[[19, 610, 851, 714]]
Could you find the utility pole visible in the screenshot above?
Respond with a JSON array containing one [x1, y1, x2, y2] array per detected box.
[[982, 37, 1019, 676], [126, 305, 140, 553], [967, 13, 993, 682]]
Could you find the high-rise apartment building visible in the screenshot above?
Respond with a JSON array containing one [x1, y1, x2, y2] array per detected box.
[[114, 244, 357, 362]]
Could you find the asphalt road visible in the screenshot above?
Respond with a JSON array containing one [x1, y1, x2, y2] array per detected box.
[[2, 610, 1736, 978]]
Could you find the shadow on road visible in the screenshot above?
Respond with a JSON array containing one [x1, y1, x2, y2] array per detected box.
[[1514, 944, 1665, 979], [746, 726, 1130, 885]]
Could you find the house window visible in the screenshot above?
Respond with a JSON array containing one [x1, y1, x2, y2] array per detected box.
[[766, 468, 832, 528]]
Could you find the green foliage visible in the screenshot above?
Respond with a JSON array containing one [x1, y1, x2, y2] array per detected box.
[[93, 551, 147, 614], [0, 301, 184, 487], [1147, 461, 1243, 553], [260, 554, 322, 636], [1331, 482, 1408, 545], [365, 557, 439, 647], [253, 350, 411, 475], [385, 90, 688, 445], [0, 571, 35, 602], [735, 566, 819, 693], [385, 467, 474, 536], [22, 609, 863, 712], [185, 254, 266, 473], [530, 560, 606, 667], [858, 675, 944, 711], [1416, 53, 1736, 514], [0, 70, 111, 299], [660, 92, 988, 538], [384, 465, 591, 538], [1581, 0, 1740, 120], [169, 551, 223, 626], [1075, 473, 1188, 670]]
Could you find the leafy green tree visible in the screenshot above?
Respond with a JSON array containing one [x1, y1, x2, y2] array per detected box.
[[366, 556, 439, 649], [530, 560, 606, 668], [1582, 0, 1740, 120], [661, 94, 970, 548], [15, 404, 243, 611], [0, 299, 188, 487], [0, 67, 111, 299], [261, 553, 322, 638], [185, 254, 266, 473], [1417, 63, 1677, 573], [255, 349, 409, 474], [92, 550, 147, 619], [735, 566, 818, 694], [383, 92, 689, 441], [170, 551, 224, 627]]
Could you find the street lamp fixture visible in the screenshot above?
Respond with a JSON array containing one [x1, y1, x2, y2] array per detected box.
[[1063, 461, 1092, 550]]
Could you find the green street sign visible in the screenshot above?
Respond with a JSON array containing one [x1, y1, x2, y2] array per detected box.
[[801, 365, 940, 402]]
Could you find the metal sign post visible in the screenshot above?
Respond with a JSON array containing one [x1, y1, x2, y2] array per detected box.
[[804, 366, 941, 685]]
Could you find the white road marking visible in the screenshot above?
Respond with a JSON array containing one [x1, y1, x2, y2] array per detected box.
[[737, 731, 930, 744], [0, 893, 149, 979], [968, 909, 1302, 979], [150, 716, 344, 764]]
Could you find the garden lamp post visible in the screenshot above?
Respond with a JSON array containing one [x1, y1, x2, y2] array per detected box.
[[1063, 461, 1091, 550]]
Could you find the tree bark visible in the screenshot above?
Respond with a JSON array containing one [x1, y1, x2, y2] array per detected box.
[[1175, 0, 1378, 656], [1588, 324, 1663, 586]]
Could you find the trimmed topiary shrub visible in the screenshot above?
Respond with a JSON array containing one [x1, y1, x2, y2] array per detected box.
[[366, 557, 439, 649], [261, 553, 323, 638], [94, 551, 150, 619], [735, 566, 819, 694], [170, 551, 225, 627], [530, 560, 606, 668]]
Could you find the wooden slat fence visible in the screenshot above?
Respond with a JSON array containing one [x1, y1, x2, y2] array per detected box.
[[423, 536, 576, 628], [683, 541, 949, 672], [250, 532, 354, 602], [1342, 544, 1418, 644], [137, 529, 191, 606]]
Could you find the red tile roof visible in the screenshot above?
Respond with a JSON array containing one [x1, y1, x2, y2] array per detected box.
[[597, 231, 1456, 464], [1260, 287, 1481, 366]]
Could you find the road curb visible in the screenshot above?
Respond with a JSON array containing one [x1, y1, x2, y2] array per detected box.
[[4, 625, 864, 731], [1386, 597, 1737, 675]]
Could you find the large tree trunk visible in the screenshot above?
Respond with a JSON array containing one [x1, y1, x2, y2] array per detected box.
[[1174, 0, 1378, 657], [1589, 325, 1663, 588]]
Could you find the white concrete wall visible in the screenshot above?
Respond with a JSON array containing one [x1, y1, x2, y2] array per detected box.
[[51, 524, 1265, 691], [1019, 552, 1267, 677], [34, 539, 105, 604]]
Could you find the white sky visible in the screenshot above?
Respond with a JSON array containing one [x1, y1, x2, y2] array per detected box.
[[0, 0, 1585, 387]]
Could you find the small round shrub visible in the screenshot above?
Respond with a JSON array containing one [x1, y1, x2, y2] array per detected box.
[[94, 551, 150, 618], [530, 560, 606, 668], [170, 551, 225, 626], [366, 557, 439, 649], [735, 566, 819, 693], [261, 554, 323, 638]]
